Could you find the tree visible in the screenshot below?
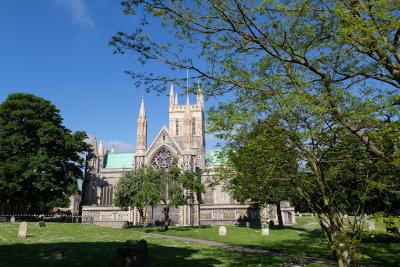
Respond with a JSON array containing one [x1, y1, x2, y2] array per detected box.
[[114, 162, 204, 230], [114, 167, 162, 227], [110, 0, 399, 169], [0, 93, 90, 213], [215, 119, 298, 227], [158, 162, 204, 231], [110, 1, 400, 265], [209, 95, 400, 266]]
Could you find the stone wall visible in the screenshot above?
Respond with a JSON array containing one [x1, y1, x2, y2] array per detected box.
[[199, 205, 260, 226]]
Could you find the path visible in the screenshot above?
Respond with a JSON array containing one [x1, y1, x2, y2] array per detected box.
[[145, 232, 337, 266]]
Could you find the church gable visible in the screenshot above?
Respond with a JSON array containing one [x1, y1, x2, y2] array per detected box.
[[145, 127, 182, 164]]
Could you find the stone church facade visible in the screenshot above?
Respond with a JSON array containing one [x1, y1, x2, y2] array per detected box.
[[82, 85, 295, 227]]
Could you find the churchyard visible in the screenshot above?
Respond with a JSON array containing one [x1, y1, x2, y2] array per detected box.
[[0, 216, 399, 266]]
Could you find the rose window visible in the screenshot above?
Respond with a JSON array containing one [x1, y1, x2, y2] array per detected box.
[[151, 147, 173, 168]]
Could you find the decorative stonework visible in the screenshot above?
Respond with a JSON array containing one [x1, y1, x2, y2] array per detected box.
[[82, 87, 295, 228], [151, 147, 173, 168]]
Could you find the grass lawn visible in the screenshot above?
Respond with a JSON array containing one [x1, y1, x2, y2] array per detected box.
[[135, 217, 400, 267], [0, 222, 327, 267]]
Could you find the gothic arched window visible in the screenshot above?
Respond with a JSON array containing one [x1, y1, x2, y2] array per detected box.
[[151, 147, 173, 168], [192, 118, 196, 135]]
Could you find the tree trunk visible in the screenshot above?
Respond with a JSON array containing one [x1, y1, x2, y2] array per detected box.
[[276, 202, 284, 228], [162, 206, 170, 231], [335, 242, 358, 267], [320, 218, 360, 267]]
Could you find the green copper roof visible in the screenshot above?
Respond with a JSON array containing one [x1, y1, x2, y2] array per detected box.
[[206, 150, 223, 166], [104, 153, 135, 169]]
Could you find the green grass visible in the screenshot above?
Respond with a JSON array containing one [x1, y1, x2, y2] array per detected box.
[[0, 222, 326, 267], [136, 217, 400, 267]]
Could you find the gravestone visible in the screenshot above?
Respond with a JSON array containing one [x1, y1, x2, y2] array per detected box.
[[52, 250, 65, 260], [368, 219, 375, 231], [218, 226, 227, 236], [18, 222, 28, 238], [116, 239, 147, 267], [10, 216, 15, 223], [261, 224, 270, 236], [245, 221, 250, 228], [38, 221, 46, 227]]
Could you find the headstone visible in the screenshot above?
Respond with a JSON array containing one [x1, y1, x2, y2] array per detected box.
[[245, 221, 250, 228], [52, 250, 65, 260], [218, 226, 227, 236], [299, 213, 302, 217], [368, 219, 375, 231], [116, 239, 147, 267], [261, 225, 270, 236], [10, 216, 15, 223], [18, 222, 28, 238], [38, 221, 46, 227]]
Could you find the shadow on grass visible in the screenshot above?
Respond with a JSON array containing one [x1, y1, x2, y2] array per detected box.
[[0, 241, 284, 267]]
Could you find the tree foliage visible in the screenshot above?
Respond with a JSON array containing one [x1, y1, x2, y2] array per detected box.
[[110, 1, 400, 265], [215, 118, 298, 227], [110, 0, 400, 169], [114, 167, 161, 226], [0, 93, 90, 213], [114, 162, 204, 229]]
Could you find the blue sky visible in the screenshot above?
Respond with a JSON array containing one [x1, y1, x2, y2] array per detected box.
[[0, 0, 219, 151]]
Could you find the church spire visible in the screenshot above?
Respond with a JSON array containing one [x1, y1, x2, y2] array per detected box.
[[111, 143, 115, 153], [196, 80, 204, 108], [136, 97, 147, 159], [138, 97, 146, 119], [175, 93, 178, 106], [169, 83, 175, 109], [91, 135, 98, 157], [98, 141, 104, 157]]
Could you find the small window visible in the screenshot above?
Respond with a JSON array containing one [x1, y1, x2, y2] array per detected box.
[[192, 118, 196, 135], [175, 119, 179, 135]]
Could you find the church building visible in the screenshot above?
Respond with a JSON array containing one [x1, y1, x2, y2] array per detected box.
[[81, 84, 295, 227]]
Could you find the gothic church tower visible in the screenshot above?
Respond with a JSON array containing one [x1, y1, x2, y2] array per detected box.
[[168, 83, 206, 171]]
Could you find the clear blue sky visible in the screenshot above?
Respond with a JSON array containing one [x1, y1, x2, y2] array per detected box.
[[0, 0, 218, 151]]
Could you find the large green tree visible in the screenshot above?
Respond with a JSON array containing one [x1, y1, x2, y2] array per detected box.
[[0, 93, 90, 213], [215, 119, 298, 228], [209, 96, 399, 266], [114, 167, 162, 227], [110, 0, 399, 169], [114, 163, 204, 230], [110, 1, 399, 265]]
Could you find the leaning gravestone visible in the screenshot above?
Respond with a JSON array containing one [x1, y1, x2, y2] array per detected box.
[[219, 226, 227, 236], [38, 221, 46, 228], [261, 224, 270, 236], [368, 219, 376, 231], [18, 222, 28, 238], [10, 216, 15, 223]]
